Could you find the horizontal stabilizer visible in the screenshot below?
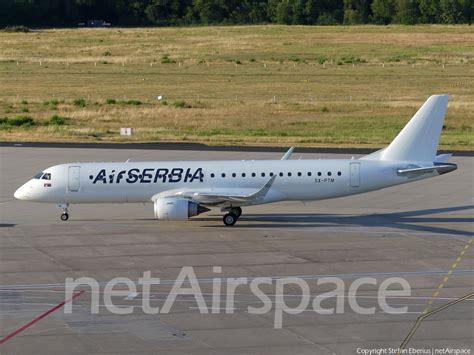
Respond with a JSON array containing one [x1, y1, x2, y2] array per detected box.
[[434, 154, 453, 163], [397, 163, 457, 177]]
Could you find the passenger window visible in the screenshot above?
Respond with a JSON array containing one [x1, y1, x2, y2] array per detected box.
[[279, 172, 283, 177], [328, 172, 332, 176], [232, 173, 236, 178], [317, 172, 322, 176], [337, 171, 342, 176], [221, 173, 226, 178], [261, 173, 265, 177], [297, 172, 302, 177], [307, 172, 312, 176], [270, 172, 274, 176], [42, 173, 51, 180], [242, 173, 246, 177], [252, 173, 256, 177], [288, 172, 292, 177], [211, 173, 215, 178]]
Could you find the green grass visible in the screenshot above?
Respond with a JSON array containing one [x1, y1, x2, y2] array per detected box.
[[0, 25, 472, 149], [0, 115, 35, 127], [122, 99, 142, 105], [48, 114, 68, 125], [174, 100, 192, 109], [72, 98, 86, 107]]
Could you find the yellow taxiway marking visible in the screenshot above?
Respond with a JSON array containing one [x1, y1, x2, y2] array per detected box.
[[398, 237, 473, 354], [399, 292, 474, 354]]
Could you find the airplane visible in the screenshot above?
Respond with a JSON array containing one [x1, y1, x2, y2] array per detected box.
[[14, 95, 457, 226]]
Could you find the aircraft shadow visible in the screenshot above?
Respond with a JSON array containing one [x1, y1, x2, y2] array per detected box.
[[198, 205, 474, 237]]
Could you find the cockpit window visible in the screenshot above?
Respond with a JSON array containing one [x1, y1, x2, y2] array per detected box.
[[41, 173, 51, 180], [33, 172, 44, 179]]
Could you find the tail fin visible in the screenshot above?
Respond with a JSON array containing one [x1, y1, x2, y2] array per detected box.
[[377, 95, 449, 162]]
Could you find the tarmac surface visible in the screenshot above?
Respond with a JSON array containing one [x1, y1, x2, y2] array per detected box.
[[0, 146, 473, 354]]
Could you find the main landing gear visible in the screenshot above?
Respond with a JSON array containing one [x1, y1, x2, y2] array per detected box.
[[57, 203, 69, 221], [223, 207, 242, 226]]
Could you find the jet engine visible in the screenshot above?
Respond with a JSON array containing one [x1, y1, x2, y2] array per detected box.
[[154, 198, 210, 220]]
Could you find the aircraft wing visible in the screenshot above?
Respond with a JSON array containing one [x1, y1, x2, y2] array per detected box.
[[152, 175, 277, 205]]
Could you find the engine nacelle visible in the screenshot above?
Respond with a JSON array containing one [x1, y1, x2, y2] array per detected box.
[[154, 198, 209, 220]]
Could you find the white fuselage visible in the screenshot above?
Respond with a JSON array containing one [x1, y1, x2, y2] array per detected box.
[[14, 158, 436, 206], [13, 95, 455, 225]]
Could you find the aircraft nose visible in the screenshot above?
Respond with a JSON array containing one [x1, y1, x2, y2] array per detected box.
[[14, 184, 30, 200]]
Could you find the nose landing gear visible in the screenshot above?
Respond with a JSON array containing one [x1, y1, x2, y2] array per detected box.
[[57, 203, 69, 221]]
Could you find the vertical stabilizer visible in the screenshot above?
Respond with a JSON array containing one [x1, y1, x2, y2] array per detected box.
[[379, 95, 449, 162]]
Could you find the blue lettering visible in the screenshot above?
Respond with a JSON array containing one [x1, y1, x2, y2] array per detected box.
[[183, 168, 191, 182], [153, 168, 169, 183], [92, 167, 206, 184], [116, 170, 126, 183], [191, 168, 203, 182], [108, 170, 116, 184], [93, 169, 107, 184], [140, 168, 154, 183], [126, 168, 140, 183], [169, 168, 183, 183]]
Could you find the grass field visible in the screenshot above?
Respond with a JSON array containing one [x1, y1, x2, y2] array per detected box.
[[0, 25, 473, 149]]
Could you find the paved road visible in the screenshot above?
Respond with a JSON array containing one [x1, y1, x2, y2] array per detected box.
[[0, 147, 472, 354]]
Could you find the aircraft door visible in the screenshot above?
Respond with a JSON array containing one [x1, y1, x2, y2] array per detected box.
[[68, 166, 81, 191], [350, 162, 360, 187]]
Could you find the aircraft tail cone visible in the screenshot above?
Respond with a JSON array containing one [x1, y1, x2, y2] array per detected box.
[[198, 205, 211, 214]]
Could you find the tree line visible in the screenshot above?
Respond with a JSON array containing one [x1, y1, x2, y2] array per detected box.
[[1, 0, 472, 27]]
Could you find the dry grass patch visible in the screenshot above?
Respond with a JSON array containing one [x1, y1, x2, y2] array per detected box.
[[0, 25, 472, 149]]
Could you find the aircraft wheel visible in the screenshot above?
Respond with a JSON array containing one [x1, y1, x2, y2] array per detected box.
[[223, 213, 237, 226], [231, 207, 242, 218], [60, 212, 69, 221]]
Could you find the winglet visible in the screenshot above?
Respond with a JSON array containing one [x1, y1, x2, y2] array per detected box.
[[281, 147, 294, 160]]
